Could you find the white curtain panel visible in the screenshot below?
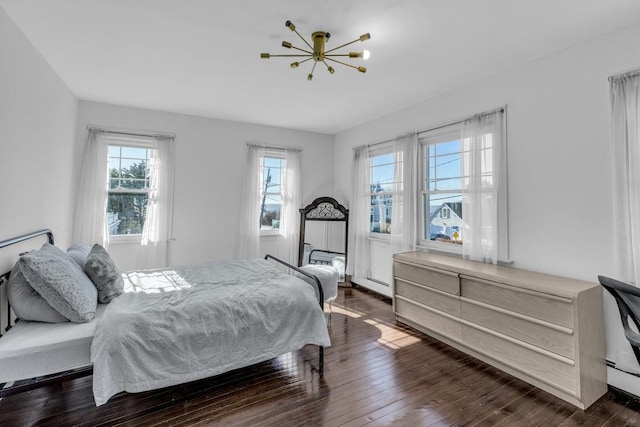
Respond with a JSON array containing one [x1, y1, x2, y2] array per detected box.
[[461, 109, 505, 264], [609, 71, 640, 374], [72, 129, 109, 247], [348, 146, 371, 280], [390, 132, 418, 257], [280, 149, 302, 264], [138, 136, 175, 269], [611, 71, 640, 286], [235, 145, 264, 260]]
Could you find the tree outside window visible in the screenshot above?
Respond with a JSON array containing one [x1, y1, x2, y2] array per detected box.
[[260, 156, 285, 231], [107, 145, 151, 236]]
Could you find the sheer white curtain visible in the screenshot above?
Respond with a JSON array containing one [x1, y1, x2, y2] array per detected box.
[[348, 146, 370, 280], [280, 149, 302, 264], [610, 71, 640, 374], [611, 71, 640, 286], [390, 132, 418, 256], [72, 128, 110, 247], [461, 109, 506, 264], [138, 136, 175, 269], [236, 145, 264, 260]]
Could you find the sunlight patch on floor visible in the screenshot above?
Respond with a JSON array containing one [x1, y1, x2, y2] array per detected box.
[[364, 318, 421, 349], [331, 305, 363, 318]]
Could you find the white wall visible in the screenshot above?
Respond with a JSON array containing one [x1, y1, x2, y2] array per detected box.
[[76, 101, 334, 270], [0, 7, 78, 271], [334, 21, 640, 395]]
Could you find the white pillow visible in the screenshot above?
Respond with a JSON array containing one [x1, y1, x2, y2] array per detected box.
[[67, 243, 93, 268], [19, 243, 98, 323], [7, 262, 68, 323]]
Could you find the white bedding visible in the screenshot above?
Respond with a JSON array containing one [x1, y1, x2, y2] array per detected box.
[[91, 258, 330, 406], [298, 264, 338, 302]]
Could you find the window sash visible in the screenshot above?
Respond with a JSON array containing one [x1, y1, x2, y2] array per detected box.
[[107, 141, 153, 237], [368, 143, 395, 236], [418, 123, 465, 249], [259, 154, 286, 233]]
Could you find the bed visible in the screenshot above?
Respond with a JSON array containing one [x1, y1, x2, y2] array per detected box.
[[0, 229, 330, 406]]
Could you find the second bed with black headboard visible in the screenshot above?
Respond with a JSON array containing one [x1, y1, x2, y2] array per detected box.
[[0, 229, 329, 406]]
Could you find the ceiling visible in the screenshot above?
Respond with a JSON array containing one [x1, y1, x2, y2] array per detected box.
[[2, 1, 640, 135]]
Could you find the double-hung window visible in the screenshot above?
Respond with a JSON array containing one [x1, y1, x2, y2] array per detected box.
[[419, 124, 464, 248], [418, 108, 507, 262], [107, 140, 153, 237], [368, 145, 395, 235], [259, 152, 286, 233]]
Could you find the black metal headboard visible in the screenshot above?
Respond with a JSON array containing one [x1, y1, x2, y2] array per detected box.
[[0, 229, 54, 333]]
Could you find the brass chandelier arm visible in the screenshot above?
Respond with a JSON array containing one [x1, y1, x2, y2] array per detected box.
[[297, 57, 314, 65], [263, 54, 316, 58], [325, 57, 366, 72], [288, 45, 313, 55], [289, 26, 314, 52], [324, 36, 365, 55]]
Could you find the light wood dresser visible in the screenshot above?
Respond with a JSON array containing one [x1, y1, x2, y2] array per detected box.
[[392, 251, 607, 409]]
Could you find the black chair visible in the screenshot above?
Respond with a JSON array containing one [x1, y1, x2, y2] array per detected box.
[[598, 275, 640, 366]]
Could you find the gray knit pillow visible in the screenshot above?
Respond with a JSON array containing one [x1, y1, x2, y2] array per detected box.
[[83, 244, 123, 304], [19, 243, 97, 323]]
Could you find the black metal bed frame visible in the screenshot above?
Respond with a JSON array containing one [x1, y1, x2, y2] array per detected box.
[[0, 229, 325, 399]]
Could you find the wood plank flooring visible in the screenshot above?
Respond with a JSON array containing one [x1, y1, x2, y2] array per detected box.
[[1, 286, 639, 426]]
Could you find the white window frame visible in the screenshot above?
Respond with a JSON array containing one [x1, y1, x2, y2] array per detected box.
[[418, 123, 465, 254], [368, 143, 395, 240], [417, 113, 508, 260], [259, 150, 286, 236], [106, 135, 156, 241]]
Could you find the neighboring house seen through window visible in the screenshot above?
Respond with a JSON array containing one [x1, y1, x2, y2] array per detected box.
[[369, 147, 396, 235]]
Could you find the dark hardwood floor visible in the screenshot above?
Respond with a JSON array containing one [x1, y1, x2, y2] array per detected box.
[[1, 286, 639, 426]]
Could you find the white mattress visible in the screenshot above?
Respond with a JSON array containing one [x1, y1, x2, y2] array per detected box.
[[0, 304, 106, 383]]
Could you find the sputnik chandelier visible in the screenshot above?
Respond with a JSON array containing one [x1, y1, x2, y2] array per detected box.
[[260, 20, 370, 81]]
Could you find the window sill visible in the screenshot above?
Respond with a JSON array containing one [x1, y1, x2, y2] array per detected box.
[[260, 230, 283, 238], [368, 233, 391, 242], [109, 235, 142, 244], [416, 242, 463, 257]]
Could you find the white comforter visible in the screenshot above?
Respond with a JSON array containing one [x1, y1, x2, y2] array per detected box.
[[91, 259, 330, 406]]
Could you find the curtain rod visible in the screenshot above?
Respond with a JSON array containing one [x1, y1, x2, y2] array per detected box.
[[246, 142, 302, 152], [609, 68, 640, 81], [353, 106, 505, 151], [87, 125, 176, 139]]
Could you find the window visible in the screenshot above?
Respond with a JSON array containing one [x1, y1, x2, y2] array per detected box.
[[369, 147, 395, 235], [260, 154, 285, 232], [420, 125, 464, 247], [107, 144, 152, 236], [418, 108, 506, 262]]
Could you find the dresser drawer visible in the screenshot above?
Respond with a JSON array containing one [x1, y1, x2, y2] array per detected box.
[[394, 262, 459, 295], [462, 324, 576, 393], [460, 275, 574, 328], [395, 278, 460, 317], [460, 298, 574, 359], [396, 297, 462, 342]]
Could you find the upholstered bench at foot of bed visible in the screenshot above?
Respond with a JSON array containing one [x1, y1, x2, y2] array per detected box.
[[0, 304, 106, 384]]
